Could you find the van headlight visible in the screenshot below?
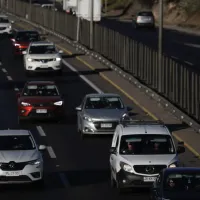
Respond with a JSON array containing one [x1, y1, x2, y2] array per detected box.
[[120, 162, 134, 173], [54, 101, 63, 106], [28, 159, 42, 168], [83, 116, 92, 122]]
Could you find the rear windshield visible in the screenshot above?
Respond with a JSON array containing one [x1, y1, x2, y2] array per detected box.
[[22, 84, 59, 96], [16, 32, 40, 42], [0, 18, 9, 23], [138, 12, 153, 16]]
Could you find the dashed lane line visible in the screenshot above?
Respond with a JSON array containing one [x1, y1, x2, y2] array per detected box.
[[47, 146, 57, 158], [59, 173, 70, 188], [36, 125, 46, 136], [7, 76, 12, 80], [1, 68, 7, 73], [62, 59, 103, 93], [14, 87, 19, 91]]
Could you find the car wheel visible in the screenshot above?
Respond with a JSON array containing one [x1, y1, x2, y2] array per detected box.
[[33, 179, 45, 189], [110, 172, 116, 188], [80, 130, 85, 139], [116, 179, 124, 194]]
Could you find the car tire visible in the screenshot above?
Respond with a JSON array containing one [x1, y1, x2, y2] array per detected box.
[[33, 179, 45, 189], [116, 178, 124, 194], [80, 130, 85, 139], [110, 172, 116, 188]]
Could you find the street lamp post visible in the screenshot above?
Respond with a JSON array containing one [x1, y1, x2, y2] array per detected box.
[[158, 0, 163, 93], [89, 0, 93, 49], [52, 0, 56, 30], [29, 0, 31, 20]]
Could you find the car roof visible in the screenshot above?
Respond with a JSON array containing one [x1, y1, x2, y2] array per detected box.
[[26, 81, 56, 85], [163, 167, 200, 174], [0, 130, 30, 136], [30, 41, 54, 46], [85, 93, 121, 98], [120, 124, 169, 136]]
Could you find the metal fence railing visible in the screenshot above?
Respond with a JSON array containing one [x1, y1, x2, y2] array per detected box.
[[2, 0, 200, 123]]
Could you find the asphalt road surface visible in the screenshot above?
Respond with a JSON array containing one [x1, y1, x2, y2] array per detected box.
[[0, 32, 199, 200], [100, 18, 200, 67]]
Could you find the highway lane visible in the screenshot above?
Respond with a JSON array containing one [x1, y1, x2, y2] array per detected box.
[[100, 18, 200, 66], [0, 36, 150, 199]]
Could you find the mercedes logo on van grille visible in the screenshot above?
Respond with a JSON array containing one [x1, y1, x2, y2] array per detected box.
[[9, 161, 15, 169], [145, 166, 155, 174]]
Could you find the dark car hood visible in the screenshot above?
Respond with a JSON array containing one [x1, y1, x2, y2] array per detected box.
[[19, 96, 62, 103]]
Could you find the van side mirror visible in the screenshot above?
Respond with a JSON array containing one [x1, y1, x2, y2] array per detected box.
[[110, 147, 116, 154]]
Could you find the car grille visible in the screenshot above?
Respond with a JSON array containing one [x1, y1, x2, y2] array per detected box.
[[33, 59, 54, 62], [32, 102, 53, 107], [0, 175, 31, 182], [93, 121, 118, 131], [0, 161, 29, 171], [35, 67, 53, 71], [0, 27, 6, 30], [134, 165, 167, 174]]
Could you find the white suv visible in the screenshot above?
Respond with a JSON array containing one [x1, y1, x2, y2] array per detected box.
[[0, 14, 13, 35], [22, 41, 63, 76], [0, 129, 46, 185], [109, 120, 185, 192]]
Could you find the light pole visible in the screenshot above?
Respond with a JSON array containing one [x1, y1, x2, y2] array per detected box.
[[29, 0, 31, 20], [52, 0, 56, 30], [76, 0, 80, 42], [158, 0, 163, 93], [89, 0, 93, 49], [104, 0, 107, 14]]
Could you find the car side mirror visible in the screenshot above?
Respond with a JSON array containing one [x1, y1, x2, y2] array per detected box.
[[39, 145, 46, 151], [177, 146, 185, 154], [110, 147, 116, 154], [16, 92, 21, 98], [22, 51, 27, 55], [127, 106, 132, 112], [76, 106, 82, 111], [59, 50, 63, 54]]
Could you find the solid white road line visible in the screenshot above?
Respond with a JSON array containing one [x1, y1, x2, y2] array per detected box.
[[47, 146, 56, 158], [62, 59, 102, 94], [36, 125, 46, 136], [184, 61, 193, 65], [0, 62, 2, 66], [2, 68, 7, 73], [59, 173, 70, 187], [7, 76, 12, 80]]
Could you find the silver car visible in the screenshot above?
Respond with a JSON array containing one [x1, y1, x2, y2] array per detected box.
[[0, 130, 46, 185], [133, 11, 155, 29], [76, 93, 132, 138]]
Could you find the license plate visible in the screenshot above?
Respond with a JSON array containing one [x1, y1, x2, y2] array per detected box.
[[101, 123, 112, 128], [143, 177, 156, 182], [40, 65, 48, 68], [36, 109, 47, 113], [3, 171, 21, 176]]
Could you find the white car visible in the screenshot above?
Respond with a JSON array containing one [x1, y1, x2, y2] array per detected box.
[[0, 129, 46, 185], [0, 14, 14, 35], [109, 120, 185, 192], [22, 41, 63, 76]]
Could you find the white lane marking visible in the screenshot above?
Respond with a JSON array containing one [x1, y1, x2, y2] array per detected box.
[[7, 76, 12, 80], [47, 146, 56, 158], [2, 68, 7, 73], [36, 125, 46, 136], [59, 173, 70, 187], [14, 88, 19, 91], [62, 59, 103, 93], [0, 62, 2, 66], [184, 61, 193, 65]]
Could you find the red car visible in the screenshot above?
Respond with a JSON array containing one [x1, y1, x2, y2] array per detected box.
[[10, 30, 41, 55], [17, 81, 65, 122]]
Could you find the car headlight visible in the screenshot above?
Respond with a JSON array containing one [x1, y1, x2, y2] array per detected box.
[[27, 58, 33, 62], [54, 57, 61, 61], [8, 25, 11, 29], [28, 159, 42, 168], [21, 101, 31, 106], [54, 101, 63, 106], [168, 162, 177, 168], [120, 162, 134, 173], [83, 116, 92, 122]]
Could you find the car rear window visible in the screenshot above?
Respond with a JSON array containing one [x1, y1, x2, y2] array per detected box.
[[138, 12, 153, 16]]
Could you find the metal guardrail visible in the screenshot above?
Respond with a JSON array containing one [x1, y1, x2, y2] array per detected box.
[[2, 0, 200, 126]]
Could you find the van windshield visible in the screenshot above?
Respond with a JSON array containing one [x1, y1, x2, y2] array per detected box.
[[119, 134, 175, 155]]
